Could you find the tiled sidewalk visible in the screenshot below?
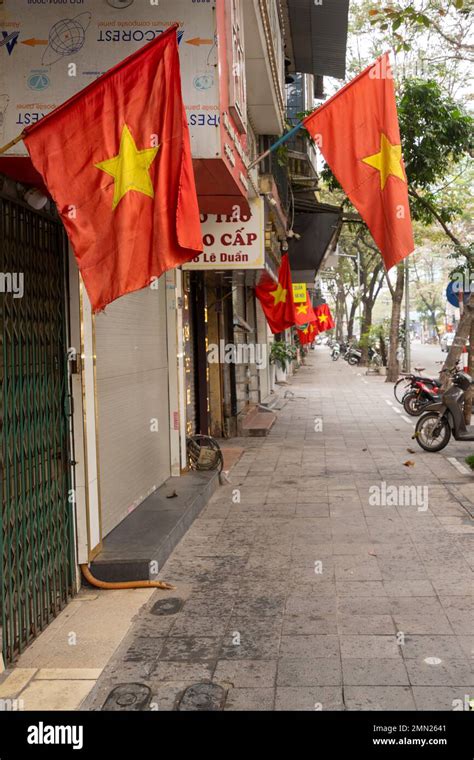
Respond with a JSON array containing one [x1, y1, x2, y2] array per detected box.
[[5, 347, 471, 711], [82, 348, 473, 711]]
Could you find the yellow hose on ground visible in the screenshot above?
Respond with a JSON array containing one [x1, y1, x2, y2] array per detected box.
[[80, 564, 174, 590]]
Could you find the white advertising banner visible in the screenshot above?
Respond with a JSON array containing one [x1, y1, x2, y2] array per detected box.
[[0, 0, 219, 157], [183, 197, 265, 270]]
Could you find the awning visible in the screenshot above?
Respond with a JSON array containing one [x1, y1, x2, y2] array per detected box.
[[288, 207, 342, 283], [285, 0, 349, 79], [0, 156, 47, 193]]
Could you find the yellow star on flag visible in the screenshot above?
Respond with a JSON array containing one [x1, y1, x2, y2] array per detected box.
[[362, 133, 405, 190], [296, 303, 308, 315], [318, 313, 328, 324], [95, 124, 159, 210], [270, 282, 287, 305]]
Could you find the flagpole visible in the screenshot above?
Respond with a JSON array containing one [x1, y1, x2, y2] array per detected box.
[[0, 132, 26, 156], [247, 121, 305, 171]]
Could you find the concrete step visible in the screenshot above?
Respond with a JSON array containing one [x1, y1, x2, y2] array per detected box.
[[90, 469, 218, 583], [240, 406, 276, 437]]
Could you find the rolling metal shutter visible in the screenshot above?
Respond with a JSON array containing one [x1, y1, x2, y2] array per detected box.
[[94, 282, 171, 537]]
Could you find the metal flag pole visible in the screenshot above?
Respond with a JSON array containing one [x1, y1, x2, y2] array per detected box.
[[247, 121, 305, 171]]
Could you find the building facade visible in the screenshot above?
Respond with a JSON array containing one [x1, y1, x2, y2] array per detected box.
[[0, 0, 348, 666]]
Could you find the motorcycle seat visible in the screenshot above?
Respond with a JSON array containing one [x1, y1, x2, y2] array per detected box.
[[414, 367, 425, 372]]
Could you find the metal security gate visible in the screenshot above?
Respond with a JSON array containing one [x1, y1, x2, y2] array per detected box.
[[0, 194, 75, 665]]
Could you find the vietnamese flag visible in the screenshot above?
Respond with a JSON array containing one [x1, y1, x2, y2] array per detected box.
[[297, 321, 319, 345], [313, 303, 334, 333], [294, 292, 317, 327], [23, 25, 202, 312], [303, 53, 414, 270], [255, 254, 296, 334]]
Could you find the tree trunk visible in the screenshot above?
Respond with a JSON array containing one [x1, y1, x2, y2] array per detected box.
[[347, 299, 357, 341], [440, 297, 473, 391], [463, 313, 474, 424], [335, 281, 345, 341], [386, 264, 405, 382], [360, 302, 373, 366]]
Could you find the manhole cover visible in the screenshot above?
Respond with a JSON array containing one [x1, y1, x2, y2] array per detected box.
[[102, 683, 152, 711], [178, 682, 226, 711], [150, 597, 183, 616]]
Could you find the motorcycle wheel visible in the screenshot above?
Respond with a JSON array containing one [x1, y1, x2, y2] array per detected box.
[[332, 355, 339, 361], [415, 413, 451, 452], [403, 392, 426, 416], [348, 356, 359, 365]]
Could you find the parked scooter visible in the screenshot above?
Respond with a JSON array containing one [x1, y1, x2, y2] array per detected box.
[[403, 378, 441, 416], [395, 362, 461, 413], [331, 342, 341, 360], [414, 371, 474, 452], [345, 346, 381, 367]]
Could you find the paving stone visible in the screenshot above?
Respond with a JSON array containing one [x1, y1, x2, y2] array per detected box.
[[340, 635, 402, 659], [275, 686, 344, 711], [342, 658, 409, 686], [398, 635, 470, 661], [337, 614, 396, 635], [405, 657, 473, 686], [277, 658, 342, 687], [412, 686, 472, 711], [280, 634, 340, 659], [224, 687, 275, 710], [344, 686, 416, 710], [389, 598, 454, 635], [213, 659, 277, 688], [159, 637, 221, 662]]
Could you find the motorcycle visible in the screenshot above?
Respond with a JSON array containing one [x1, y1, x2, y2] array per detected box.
[[414, 371, 474, 452], [345, 346, 381, 367], [395, 362, 461, 412], [403, 378, 441, 416], [331, 342, 340, 361]]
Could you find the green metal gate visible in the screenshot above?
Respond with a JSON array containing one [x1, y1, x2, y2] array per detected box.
[[0, 194, 75, 666]]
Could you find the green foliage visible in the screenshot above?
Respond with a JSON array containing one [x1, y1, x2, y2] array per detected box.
[[368, 1, 472, 57], [269, 340, 297, 370], [398, 79, 473, 192], [359, 323, 388, 350], [465, 454, 474, 471]]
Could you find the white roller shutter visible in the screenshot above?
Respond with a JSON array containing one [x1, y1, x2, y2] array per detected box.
[[95, 281, 171, 537]]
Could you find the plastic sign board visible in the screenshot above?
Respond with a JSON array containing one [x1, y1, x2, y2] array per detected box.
[[183, 197, 264, 270], [0, 0, 219, 158], [292, 283, 307, 303]]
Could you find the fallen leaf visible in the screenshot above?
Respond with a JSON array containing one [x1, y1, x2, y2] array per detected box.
[[166, 490, 178, 498], [403, 460, 415, 467], [368, 551, 377, 556], [407, 448, 416, 454]]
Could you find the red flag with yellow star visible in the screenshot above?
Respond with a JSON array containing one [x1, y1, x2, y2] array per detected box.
[[303, 53, 414, 270], [22, 25, 202, 312], [255, 254, 296, 334], [297, 321, 319, 345], [313, 303, 334, 333], [294, 293, 317, 327]]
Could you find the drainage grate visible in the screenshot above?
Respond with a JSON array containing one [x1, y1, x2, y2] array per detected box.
[[150, 597, 183, 616], [102, 683, 152, 711], [178, 682, 226, 711]]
